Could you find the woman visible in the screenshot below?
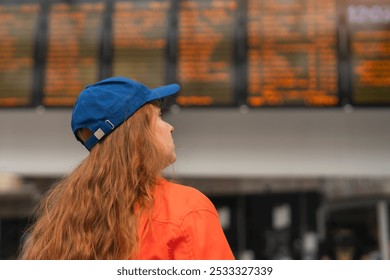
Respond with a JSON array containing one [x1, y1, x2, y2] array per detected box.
[[20, 77, 234, 260]]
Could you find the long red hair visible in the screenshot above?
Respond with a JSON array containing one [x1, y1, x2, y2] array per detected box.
[[20, 103, 164, 259]]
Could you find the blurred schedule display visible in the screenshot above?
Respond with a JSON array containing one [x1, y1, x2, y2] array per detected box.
[[113, 0, 170, 89], [43, 0, 104, 106], [177, 0, 237, 106], [0, 0, 39, 106], [1, 0, 390, 108], [247, 0, 339, 107], [347, 0, 390, 105]]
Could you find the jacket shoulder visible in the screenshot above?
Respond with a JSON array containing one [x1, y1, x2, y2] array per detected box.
[[156, 180, 217, 221]]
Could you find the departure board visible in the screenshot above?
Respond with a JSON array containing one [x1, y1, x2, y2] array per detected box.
[[177, 0, 237, 106], [43, 0, 104, 106], [347, 0, 390, 105], [247, 0, 339, 107], [0, 0, 39, 107], [112, 0, 170, 89], [2, 0, 390, 108]]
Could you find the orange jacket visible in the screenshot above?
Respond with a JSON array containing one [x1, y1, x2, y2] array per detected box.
[[137, 179, 235, 260]]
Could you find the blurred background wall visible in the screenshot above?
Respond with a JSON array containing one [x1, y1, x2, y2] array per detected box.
[[1, 108, 390, 178]]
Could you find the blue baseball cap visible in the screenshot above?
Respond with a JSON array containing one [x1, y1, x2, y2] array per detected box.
[[71, 77, 180, 151]]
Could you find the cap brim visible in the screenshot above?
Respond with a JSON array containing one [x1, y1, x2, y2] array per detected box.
[[148, 84, 180, 102]]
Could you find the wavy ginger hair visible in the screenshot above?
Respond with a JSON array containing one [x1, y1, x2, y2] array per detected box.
[[20, 103, 166, 259]]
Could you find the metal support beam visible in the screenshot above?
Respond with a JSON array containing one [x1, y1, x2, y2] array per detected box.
[[377, 201, 389, 260]]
